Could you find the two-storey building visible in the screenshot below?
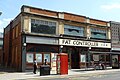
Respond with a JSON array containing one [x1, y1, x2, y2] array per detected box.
[[3, 5, 111, 71]]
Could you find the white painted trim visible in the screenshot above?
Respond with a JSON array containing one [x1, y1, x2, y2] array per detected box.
[[29, 18, 31, 33]]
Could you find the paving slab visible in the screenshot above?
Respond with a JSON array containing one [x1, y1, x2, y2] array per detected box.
[[0, 68, 120, 80]]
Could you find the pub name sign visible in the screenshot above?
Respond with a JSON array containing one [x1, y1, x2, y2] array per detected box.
[[59, 39, 111, 48]]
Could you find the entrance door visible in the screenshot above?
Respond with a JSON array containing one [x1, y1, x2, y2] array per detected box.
[[71, 48, 80, 69]]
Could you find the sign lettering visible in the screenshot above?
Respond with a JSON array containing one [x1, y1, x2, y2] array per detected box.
[[59, 39, 111, 48]]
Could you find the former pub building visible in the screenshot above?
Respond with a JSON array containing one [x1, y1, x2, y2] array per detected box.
[[3, 5, 111, 71]]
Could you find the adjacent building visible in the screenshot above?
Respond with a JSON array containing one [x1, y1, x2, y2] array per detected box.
[[110, 21, 120, 68], [3, 5, 111, 71]]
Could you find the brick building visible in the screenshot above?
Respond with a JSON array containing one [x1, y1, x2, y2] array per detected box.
[[3, 5, 111, 71]]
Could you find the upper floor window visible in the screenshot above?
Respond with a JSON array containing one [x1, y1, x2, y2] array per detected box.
[[64, 25, 84, 37], [31, 19, 56, 35], [91, 28, 106, 39]]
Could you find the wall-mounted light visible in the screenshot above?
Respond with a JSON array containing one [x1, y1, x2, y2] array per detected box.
[[59, 34, 63, 37], [23, 43, 26, 47], [59, 45, 63, 53], [60, 45, 63, 48], [89, 47, 91, 50]]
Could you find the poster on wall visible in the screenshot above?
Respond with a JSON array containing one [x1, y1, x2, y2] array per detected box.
[[51, 53, 58, 74], [26, 53, 33, 63], [44, 54, 50, 62], [93, 55, 99, 61], [51, 53, 58, 62], [36, 54, 42, 62], [112, 55, 118, 67], [80, 55, 86, 62]]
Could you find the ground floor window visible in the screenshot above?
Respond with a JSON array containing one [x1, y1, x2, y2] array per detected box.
[[36, 53, 42, 63], [44, 53, 50, 63], [26, 53, 33, 63], [80, 54, 86, 62], [93, 54, 99, 61]]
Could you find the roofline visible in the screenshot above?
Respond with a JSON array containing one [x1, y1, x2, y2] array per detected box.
[[110, 21, 120, 24], [21, 5, 59, 13], [21, 5, 108, 23], [88, 17, 108, 23], [21, 12, 108, 28]]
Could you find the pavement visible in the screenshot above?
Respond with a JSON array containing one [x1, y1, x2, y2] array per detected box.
[[0, 67, 120, 80]]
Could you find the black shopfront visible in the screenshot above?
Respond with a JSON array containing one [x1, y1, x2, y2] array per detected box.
[[59, 39, 111, 69]]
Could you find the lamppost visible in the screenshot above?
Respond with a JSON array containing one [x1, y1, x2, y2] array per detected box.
[[88, 46, 91, 68], [85, 35, 91, 70], [85, 43, 91, 70], [59, 45, 63, 53], [59, 34, 63, 53]]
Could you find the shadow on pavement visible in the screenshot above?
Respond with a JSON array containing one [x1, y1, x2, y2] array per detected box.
[[0, 65, 18, 73]]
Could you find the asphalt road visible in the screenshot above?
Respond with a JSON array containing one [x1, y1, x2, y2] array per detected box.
[[1, 65, 120, 80], [89, 71, 120, 80], [24, 70, 120, 80]]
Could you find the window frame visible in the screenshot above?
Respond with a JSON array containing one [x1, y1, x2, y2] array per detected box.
[[26, 53, 34, 63], [90, 28, 107, 39], [64, 24, 85, 37], [29, 17, 58, 35]]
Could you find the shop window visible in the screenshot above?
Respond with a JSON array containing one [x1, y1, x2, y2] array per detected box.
[[80, 54, 86, 62], [44, 53, 50, 63], [93, 54, 99, 61], [64, 25, 84, 37], [31, 19, 56, 35], [100, 55, 105, 61], [26, 53, 33, 63], [36, 53, 42, 63]]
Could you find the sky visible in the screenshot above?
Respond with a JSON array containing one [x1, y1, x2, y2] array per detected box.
[[1, 0, 120, 33]]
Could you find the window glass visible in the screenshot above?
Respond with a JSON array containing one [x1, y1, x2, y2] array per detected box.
[[26, 53, 33, 63], [64, 25, 84, 36], [93, 54, 99, 61], [80, 55, 86, 62], [44, 54, 50, 62], [100, 55, 105, 61], [91, 28, 106, 39], [31, 19, 56, 34], [36, 53, 42, 62]]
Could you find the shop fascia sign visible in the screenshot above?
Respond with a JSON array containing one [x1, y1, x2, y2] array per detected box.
[[59, 39, 111, 48]]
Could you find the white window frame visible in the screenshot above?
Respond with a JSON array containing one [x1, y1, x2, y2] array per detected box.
[[29, 17, 58, 34]]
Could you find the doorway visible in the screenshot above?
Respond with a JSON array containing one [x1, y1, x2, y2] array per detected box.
[[71, 48, 80, 69]]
